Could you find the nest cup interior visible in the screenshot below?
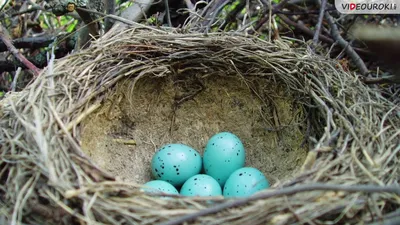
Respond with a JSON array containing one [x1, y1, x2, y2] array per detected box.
[[80, 74, 307, 185]]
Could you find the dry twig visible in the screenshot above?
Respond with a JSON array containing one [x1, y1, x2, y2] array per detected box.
[[160, 183, 400, 225], [321, 5, 368, 75], [0, 24, 40, 76], [312, 0, 327, 47]]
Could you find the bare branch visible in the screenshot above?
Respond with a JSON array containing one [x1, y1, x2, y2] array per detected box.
[[0, 35, 56, 52], [104, 0, 116, 32], [160, 183, 400, 225], [323, 10, 368, 75], [312, 0, 327, 47], [0, 24, 40, 76], [278, 14, 334, 44]]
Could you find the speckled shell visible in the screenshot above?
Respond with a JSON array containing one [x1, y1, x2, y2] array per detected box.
[[203, 132, 246, 186], [223, 167, 269, 197], [180, 174, 222, 197], [142, 180, 179, 194], [151, 144, 202, 187]]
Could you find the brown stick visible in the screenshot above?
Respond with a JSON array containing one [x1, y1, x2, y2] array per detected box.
[[312, 0, 327, 47], [104, 0, 115, 32], [0, 24, 40, 76], [0, 35, 56, 52], [278, 14, 334, 44], [220, 0, 246, 30], [322, 8, 368, 75], [251, 0, 290, 32]]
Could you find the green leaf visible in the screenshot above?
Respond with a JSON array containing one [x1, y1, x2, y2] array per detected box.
[[39, 14, 49, 29], [66, 19, 78, 32]]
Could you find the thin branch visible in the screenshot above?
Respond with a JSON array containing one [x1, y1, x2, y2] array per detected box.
[[274, 0, 291, 9], [252, 0, 290, 32], [76, 7, 165, 33], [164, 0, 172, 27], [312, 0, 327, 47], [11, 67, 22, 92], [363, 75, 400, 84], [183, 0, 195, 10], [220, 0, 246, 30], [104, 0, 116, 32], [0, 24, 40, 76], [275, 8, 336, 15], [0, 6, 45, 19], [159, 183, 400, 225], [204, 0, 231, 34], [278, 14, 334, 44], [0, 35, 56, 52], [323, 10, 368, 75]]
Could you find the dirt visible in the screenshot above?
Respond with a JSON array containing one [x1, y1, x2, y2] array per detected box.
[[80, 74, 307, 186]]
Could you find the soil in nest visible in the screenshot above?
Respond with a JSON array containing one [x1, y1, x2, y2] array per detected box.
[[80, 74, 307, 185]]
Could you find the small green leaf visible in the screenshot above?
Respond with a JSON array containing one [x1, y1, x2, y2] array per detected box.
[[66, 20, 78, 32]]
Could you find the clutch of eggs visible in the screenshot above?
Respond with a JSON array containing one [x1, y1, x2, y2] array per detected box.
[[147, 132, 269, 198]]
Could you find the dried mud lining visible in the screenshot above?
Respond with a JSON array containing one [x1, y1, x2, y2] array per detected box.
[[0, 28, 399, 225], [81, 76, 306, 184]]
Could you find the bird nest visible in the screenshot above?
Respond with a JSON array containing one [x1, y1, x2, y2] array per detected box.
[[0, 27, 399, 225]]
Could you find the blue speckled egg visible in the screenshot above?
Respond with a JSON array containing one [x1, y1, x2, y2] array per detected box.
[[203, 132, 245, 186], [223, 167, 269, 197], [142, 180, 179, 194], [180, 174, 222, 197], [151, 144, 202, 187]]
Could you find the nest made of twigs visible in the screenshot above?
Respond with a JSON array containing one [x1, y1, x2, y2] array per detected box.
[[0, 26, 399, 225]]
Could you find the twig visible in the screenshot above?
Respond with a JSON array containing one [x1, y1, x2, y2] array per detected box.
[[274, 0, 291, 10], [363, 75, 400, 84], [164, 0, 172, 27], [275, 8, 336, 15], [11, 67, 22, 92], [112, 138, 137, 145], [159, 183, 400, 225], [0, 6, 45, 19], [0, 35, 56, 52], [0, 24, 40, 76], [263, 13, 370, 56], [278, 14, 334, 44], [183, 0, 195, 10], [104, 0, 116, 32], [267, 0, 272, 41], [204, 0, 231, 34], [312, 0, 327, 47], [220, 0, 246, 30], [252, 0, 290, 32], [76, 7, 166, 33], [322, 8, 368, 75]]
